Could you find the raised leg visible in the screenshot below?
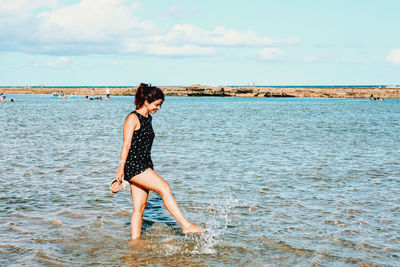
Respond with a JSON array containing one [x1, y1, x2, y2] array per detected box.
[[129, 168, 205, 234], [130, 183, 149, 240]]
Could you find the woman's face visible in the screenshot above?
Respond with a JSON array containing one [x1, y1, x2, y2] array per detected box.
[[146, 99, 163, 114]]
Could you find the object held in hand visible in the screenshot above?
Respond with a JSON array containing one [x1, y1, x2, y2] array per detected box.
[[109, 178, 129, 194]]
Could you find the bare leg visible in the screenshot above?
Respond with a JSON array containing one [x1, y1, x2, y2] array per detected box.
[[130, 183, 149, 240], [129, 168, 205, 234]]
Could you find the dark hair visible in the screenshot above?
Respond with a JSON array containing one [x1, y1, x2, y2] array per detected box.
[[135, 83, 164, 108]]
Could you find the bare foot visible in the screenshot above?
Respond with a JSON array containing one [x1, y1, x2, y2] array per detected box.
[[182, 223, 206, 234], [128, 238, 147, 248], [128, 238, 140, 245]]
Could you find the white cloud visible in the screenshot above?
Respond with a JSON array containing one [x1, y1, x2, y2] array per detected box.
[[259, 48, 283, 60], [0, 0, 155, 53], [386, 48, 400, 65], [0, 0, 58, 40], [146, 44, 215, 57], [122, 23, 297, 57], [0, 0, 298, 58], [163, 24, 299, 47], [0, 0, 58, 18], [123, 41, 216, 57], [35, 0, 154, 42]]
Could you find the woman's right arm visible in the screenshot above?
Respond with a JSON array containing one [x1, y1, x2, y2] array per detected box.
[[115, 114, 138, 181]]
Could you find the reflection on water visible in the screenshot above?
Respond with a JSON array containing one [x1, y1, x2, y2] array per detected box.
[[1, 95, 400, 266]]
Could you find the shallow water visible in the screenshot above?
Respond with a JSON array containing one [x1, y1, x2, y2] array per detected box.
[[1, 95, 399, 266]]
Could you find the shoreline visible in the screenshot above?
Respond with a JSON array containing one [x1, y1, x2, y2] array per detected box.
[[1, 85, 400, 98]]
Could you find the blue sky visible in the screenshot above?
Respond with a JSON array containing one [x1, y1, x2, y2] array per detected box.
[[0, 0, 399, 86]]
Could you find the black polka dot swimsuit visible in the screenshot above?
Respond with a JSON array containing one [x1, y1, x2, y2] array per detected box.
[[124, 111, 155, 181]]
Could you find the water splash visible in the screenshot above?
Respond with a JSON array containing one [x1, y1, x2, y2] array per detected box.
[[182, 190, 238, 255]]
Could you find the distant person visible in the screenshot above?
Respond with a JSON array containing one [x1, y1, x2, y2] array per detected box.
[[85, 95, 89, 100], [10, 99, 14, 102], [113, 83, 205, 240], [1, 93, 6, 103], [106, 88, 111, 100]]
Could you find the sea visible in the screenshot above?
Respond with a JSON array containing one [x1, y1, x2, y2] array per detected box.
[[0, 95, 399, 266]]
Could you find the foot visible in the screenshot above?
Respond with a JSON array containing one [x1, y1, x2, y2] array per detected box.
[[182, 223, 206, 234], [128, 239, 139, 245], [128, 238, 143, 246]]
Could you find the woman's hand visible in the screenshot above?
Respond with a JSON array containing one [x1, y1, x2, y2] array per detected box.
[[115, 165, 124, 182]]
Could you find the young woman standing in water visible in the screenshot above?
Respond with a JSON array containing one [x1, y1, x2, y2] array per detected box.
[[114, 83, 205, 240]]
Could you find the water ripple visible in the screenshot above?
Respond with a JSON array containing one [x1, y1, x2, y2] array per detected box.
[[0, 96, 399, 265]]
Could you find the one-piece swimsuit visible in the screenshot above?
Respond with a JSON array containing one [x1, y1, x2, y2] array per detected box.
[[124, 111, 155, 181]]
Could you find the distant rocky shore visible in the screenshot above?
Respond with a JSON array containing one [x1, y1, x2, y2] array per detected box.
[[1, 85, 400, 98]]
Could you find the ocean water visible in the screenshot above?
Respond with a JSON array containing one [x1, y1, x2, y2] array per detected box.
[[1, 95, 399, 266]]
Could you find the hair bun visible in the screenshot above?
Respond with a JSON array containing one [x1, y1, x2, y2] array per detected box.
[[134, 82, 164, 109]]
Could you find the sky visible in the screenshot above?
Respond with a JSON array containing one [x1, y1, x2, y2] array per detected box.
[[0, 0, 399, 86]]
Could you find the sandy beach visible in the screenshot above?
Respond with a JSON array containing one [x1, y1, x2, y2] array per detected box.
[[1, 85, 400, 98]]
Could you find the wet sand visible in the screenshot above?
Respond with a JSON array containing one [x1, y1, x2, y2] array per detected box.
[[1, 85, 399, 98]]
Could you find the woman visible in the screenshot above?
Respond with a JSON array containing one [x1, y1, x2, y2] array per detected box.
[[114, 83, 205, 240]]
